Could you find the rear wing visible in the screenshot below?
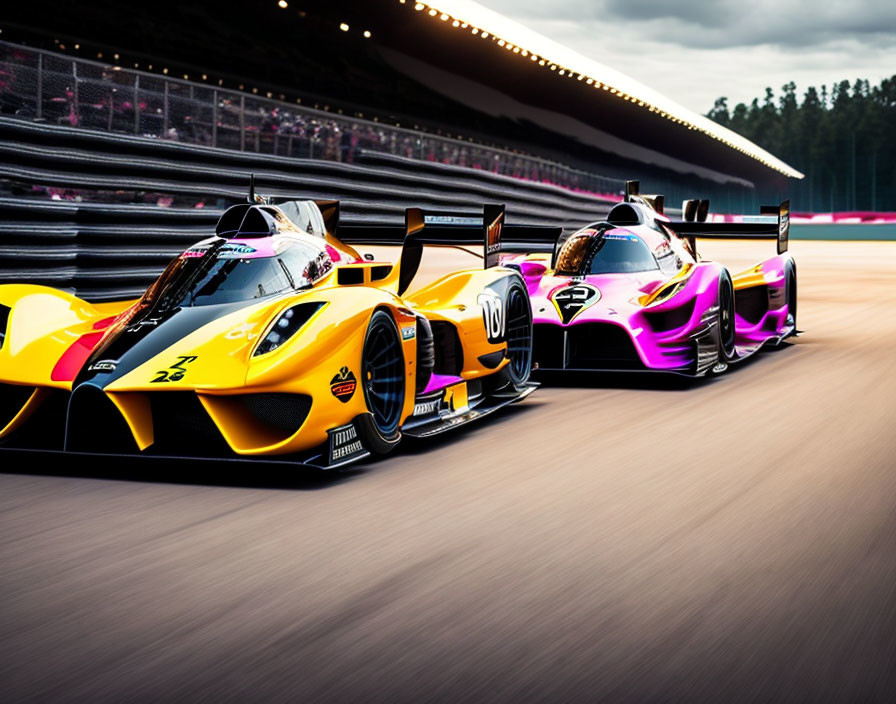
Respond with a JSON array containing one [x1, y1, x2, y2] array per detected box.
[[624, 180, 790, 255], [666, 201, 790, 255], [337, 208, 558, 256], [337, 205, 558, 295]]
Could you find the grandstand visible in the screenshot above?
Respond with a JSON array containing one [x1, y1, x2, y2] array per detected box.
[[1, 0, 802, 209], [0, 0, 805, 299]]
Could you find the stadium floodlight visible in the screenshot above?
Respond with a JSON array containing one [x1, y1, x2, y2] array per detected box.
[[410, 0, 804, 178]]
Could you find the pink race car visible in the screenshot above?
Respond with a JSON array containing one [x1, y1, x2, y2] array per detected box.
[[506, 182, 796, 377]]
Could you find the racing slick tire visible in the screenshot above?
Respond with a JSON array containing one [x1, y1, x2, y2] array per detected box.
[[717, 269, 737, 364], [772, 260, 798, 348], [358, 309, 405, 454], [484, 275, 533, 393], [504, 276, 533, 388]]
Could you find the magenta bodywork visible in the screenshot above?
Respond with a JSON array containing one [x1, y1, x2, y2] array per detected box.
[[509, 223, 796, 377]]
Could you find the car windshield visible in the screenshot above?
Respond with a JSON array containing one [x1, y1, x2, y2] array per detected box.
[[555, 231, 658, 275], [143, 239, 332, 309]]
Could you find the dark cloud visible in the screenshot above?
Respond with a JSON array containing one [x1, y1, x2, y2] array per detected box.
[[481, 1, 896, 49], [602, 0, 733, 28], [477, 1, 894, 112]]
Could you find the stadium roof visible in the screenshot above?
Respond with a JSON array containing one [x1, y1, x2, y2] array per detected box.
[[415, 0, 803, 179], [0, 0, 804, 190]]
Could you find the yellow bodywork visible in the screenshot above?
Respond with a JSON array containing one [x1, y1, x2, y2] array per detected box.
[[0, 251, 519, 457]]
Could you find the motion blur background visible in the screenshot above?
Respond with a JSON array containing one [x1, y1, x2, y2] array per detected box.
[[1, 1, 894, 701]]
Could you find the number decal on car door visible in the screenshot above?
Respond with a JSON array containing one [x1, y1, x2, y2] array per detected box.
[[478, 291, 506, 343]]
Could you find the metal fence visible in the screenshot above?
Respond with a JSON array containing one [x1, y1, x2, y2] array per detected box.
[[0, 41, 624, 198]]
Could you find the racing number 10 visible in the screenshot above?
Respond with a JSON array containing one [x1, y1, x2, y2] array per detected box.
[[478, 291, 505, 343]]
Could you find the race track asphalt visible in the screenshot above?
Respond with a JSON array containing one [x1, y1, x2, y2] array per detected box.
[[2, 241, 895, 702]]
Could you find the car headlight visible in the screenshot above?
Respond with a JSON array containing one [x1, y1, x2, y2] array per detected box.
[[0, 304, 10, 350], [643, 280, 688, 308], [253, 302, 325, 357]]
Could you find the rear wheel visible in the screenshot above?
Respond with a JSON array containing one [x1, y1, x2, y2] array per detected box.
[[504, 278, 533, 387], [717, 270, 736, 363], [786, 261, 797, 330], [773, 262, 797, 347], [358, 310, 405, 454]]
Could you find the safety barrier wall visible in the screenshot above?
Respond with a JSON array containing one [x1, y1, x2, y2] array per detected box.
[[0, 117, 613, 301]]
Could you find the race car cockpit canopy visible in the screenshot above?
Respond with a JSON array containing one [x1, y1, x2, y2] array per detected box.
[[554, 227, 659, 276], [143, 237, 333, 309]]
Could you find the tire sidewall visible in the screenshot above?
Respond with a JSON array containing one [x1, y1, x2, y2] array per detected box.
[[503, 274, 533, 388], [717, 269, 736, 362], [786, 260, 797, 329], [358, 309, 404, 453]]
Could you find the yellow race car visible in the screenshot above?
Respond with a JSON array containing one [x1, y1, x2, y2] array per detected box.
[[0, 190, 537, 468]]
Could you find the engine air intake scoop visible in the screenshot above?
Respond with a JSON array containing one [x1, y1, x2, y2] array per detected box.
[[215, 202, 327, 240]]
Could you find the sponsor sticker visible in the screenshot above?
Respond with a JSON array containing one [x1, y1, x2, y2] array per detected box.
[[401, 325, 416, 340], [126, 317, 162, 332], [330, 366, 357, 403], [151, 355, 198, 383], [477, 290, 506, 343], [413, 398, 441, 416], [550, 284, 601, 324], [778, 202, 790, 253], [328, 423, 366, 464], [218, 243, 257, 258], [88, 360, 117, 372], [225, 323, 260, 341], [424, 215, 482, 225]]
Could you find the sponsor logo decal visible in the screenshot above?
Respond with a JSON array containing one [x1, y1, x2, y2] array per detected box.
[[225, 323, 260, 341], [413, 398, 441, 416], [179, 243, 258, 260], [477, 290, 506, 343], [401, 325, 416, 340], [330, 366, 357, 403], [486, 219, 502, 256], [151, 355, 198, 383], [218, 243, 257, 258], [126, 317, 162, 332], [778, 203, 790, 251], [88, 360, 117, 372], [328, 423, 366, 464], [484, 207, 503, 268], [551, 284, 601, 324]]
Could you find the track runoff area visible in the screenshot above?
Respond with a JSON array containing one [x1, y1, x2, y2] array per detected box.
[[2, 238, 896, 701]]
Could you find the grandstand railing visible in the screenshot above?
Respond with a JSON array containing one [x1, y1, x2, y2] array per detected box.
[[0, 41, 624, 198], [0, 115, 615, 301]]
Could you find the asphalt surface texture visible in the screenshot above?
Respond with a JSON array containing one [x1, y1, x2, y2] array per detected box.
[[2, 240, 895, 702]]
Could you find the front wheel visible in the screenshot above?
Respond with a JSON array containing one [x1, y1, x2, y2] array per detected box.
[[357, 310, 405, 454], [717, 270, 736, 364]]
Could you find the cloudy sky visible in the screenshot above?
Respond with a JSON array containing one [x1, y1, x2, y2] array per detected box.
[[478, 0, 896, 114]]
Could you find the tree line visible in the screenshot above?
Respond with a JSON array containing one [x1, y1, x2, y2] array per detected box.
[[707, 77, 896, 212]]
